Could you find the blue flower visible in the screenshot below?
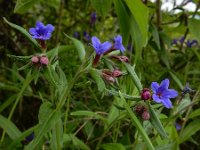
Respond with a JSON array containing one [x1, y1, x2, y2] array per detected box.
[[91, 36, 112, 55], [114, 35, 125, 52], [151, 79, 178, 108], [29, 21, 54, 40]]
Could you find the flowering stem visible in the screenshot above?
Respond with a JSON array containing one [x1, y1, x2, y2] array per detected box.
[[92, 54, 101, 67], [39, 40, 47, 51]]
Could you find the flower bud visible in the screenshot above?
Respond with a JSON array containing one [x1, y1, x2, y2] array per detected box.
[[40, 56, 49, 65], [111, 55, 129, 62], [141, 88, 151, 100], [31, 56, 39, 64], [142, 111, 150, 120], [102, 73, 115, 83], [112, 69, 122, 77]]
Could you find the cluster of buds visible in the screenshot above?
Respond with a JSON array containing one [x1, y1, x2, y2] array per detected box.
[[31, 55, 49, 67], [101, 69, 122, 83], [134, 104, 150, 120]]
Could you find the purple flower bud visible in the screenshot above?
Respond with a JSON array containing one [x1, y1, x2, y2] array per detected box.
[[83, 31, 91, 41], [134, 104, 147, 115], [175, 123, 182, 131], [31, 56, 40, 64], [90, 12, 97, 25], [186, 39, 198, 48], [73, 32, 80, 39], [171, 39, 178, 45], [112, 69, 122, 77], [141, 88, 151, 100], [142, 111, 150, 120], [40, 56, 49, 65]]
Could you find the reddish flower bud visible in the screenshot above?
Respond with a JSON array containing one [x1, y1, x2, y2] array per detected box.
[[40, 56, 49, 65], [31, 56, 40, 64], [102, 73, 115, 83], [112, 69, 122, 77], [141, 88, 151, 100], [134, 104, 147, 115], [142, 111, 150, 120]]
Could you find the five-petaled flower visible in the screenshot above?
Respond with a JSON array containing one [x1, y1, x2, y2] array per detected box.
[[29, 21, 54, 40], [151, 78, 178, 108], [113, 35, 125, 53], [91, 36, 112, 55]]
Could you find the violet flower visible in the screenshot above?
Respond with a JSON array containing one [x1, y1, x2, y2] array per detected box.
[[90, 12, 97, 25], [113, 35, 125, 53], [151, 79, 178, 108], [91, 36, 112, 55], [29, 21, 54, 40]]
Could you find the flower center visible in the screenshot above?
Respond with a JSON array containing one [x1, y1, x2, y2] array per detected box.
[[157, 92, 162, 98]]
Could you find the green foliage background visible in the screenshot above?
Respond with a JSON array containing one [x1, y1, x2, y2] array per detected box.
[[0, 0, 200, 149]]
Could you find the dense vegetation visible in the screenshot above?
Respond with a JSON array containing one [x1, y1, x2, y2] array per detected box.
[[0, 0, 200, 149]]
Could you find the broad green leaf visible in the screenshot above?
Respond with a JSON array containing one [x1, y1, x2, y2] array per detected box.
[[14, 0, 39, 14], [113, 0, 130, 45], [63, 134, 90, 150], [180, 118, 200, 143], [89, 68, 106, 92], [124, 0, 149, 47], [147, 103, 168, 139], [123, 62, 143, 92], [3, 18, 41, 51], [71, 110, 108, 125], [25, 110, 61, 150], [0, 115, 22, 140], [119, 92, 154, 150], [64, 33, 85, 61], [91, 0, 112, 17], [101, 143, 126, 150], [188, 18, 200, 42], [38, 102, 53, 123]]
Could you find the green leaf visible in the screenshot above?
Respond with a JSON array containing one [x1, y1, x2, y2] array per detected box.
[[124, 0, 149, 47], [91, 0, 112, 17], [180, 118, 200, 143], [113, 0, 130, 45], [71, 110, 108, 125], [123, 62, 143, 92], [89, 68, 106, 92], [0, 115, 22, 140], [101, 143, 126, 150], [64, 33, 85, 61], [14, 0, 39, 14], [3, 18, 41, 51], [38, 102, 53, 123], [147, 103, 168, 139], [188, 18, 200, 42], [188, 109, 200, 119], [119, 92, 155, 150]]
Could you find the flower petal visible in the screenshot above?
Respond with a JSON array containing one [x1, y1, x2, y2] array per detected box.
[[160, 78, 169, 89], [152, 94, 162, 103], [101, 41, 112, 54], [36, 21, 44, 28], [162, 89, 178, 98], [161, 98, 172, 108], [151, 82, 159, 93], [46, 24, 55, 32], [91, 36, 100, 51], [29, 28, 37, 35]]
